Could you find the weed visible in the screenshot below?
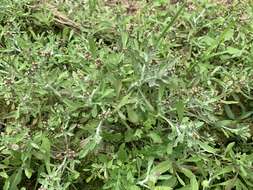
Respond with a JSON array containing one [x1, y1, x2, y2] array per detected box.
[[0, 0, 253, 189]]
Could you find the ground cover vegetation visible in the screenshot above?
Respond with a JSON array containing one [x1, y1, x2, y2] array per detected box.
[[0, 0, 253, 189]]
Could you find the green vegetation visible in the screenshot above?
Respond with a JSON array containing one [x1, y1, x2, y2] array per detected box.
[[0, 0, 253, 189]]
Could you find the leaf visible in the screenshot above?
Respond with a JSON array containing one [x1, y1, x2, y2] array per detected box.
[[175, 100, 185, 123], [154, 186, 172, 190], [88, 37, 97, 56], [201, 36, 216, 46], [118, 143, 128, 162], [167, 143, 173, 155], [176, 172, 186, 186], [236, 178, 250, 190], [201, 180, 209, 188], [220, 100, 239, 104], [116, 93, 136, 110], [79, 134, 100, 159], [224, 142, 235, 156], [41, 136, 51, 156], [134, 129, 143, 138], [121, 32, 128, 49], [63, 99, 84, 112], [197, 141, 218, 154], [118, 110, 126, 120], [212, 166, 234, 179], [163, 176, 178, 188], [129, 185, 141, 190], [238, 111, 253, 120], [127, 106, 139, 123], [10, 168, 22, 190], [99, 88, 115, 100], [224, 105, 235, 119], [70, 170, 80, 180], [139, 90, 155, 112], [148, 132, 162, 144], [215, 120, 234, 127], [3, 180, 10, 190], [225, 176, 238, 190], [31, 142, 40, 149], [115, 80, 122, 97], [223, 29, 234, 41], [151, 160, 172, 175], [91, 105, 98, 117], [0, 171, 8, 178], [181, 168, 199, 190], [226, 47, 243, 56], [25, 168, 33, 179], [156, 2, 186, 47]]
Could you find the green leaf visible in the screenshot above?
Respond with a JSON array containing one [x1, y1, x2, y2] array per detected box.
[[224, 142, 235, 156], [156, 2, 186, 47], [175, 100, 185, 123], [162, 176, 178, 188], [10, 168, 22, 190], [129, 185, 141, 190], [181, 168, 199, 190], [176, 172, 186, 186], [167, 143, 173, 155], [0, 171, 8, 178], [127, 106, 139, 123], [224, 105, 235, 119], [88, 37, 97, 56], [139, 90, 155, 112], [154, 186, 172, 190], [70, 170, 80, 180], [31, 142, 40, 149], [226, 47, 243, 56], [118, 110, 127, 120], [91, 105, 98, 117], [118, 143, 128, 162], [79, 137, 97, 159], [3, 180, 10, 190], [197, 141, 218, 154], [116, 93, 136, 110], [148, 132, 162, 144], [212, 166, 234, 179], [121, 32, 128, 49], [115, 80, 122, 97], [202, 180, 209, 188], [24, 168, 33, 179], [41, 136, 51, 156], [151, 160, 172, 175]]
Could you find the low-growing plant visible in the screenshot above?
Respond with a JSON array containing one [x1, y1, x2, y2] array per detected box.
[[0, 0, 253, 189]]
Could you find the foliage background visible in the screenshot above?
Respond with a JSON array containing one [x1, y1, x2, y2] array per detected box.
[[0, 0, 253, 189]]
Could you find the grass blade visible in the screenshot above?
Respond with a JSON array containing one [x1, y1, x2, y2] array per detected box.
[[155, 2, 186, 48]]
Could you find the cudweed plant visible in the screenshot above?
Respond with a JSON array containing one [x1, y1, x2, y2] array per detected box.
[[0, 0, 253, 190]]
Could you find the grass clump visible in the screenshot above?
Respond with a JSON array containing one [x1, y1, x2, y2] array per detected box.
[[0, 0, 253, 189]]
